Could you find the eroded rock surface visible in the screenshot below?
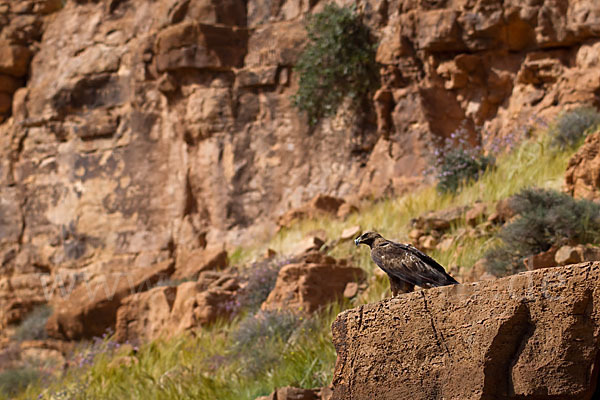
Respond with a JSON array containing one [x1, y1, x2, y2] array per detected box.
[[2, 0, 600, 329], [262, 252, 365, 314], [332, 262, 600, 400], [115, 269, 239, 343], [46, 260, 173, 340]]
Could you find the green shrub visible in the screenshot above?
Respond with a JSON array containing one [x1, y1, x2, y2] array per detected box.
[[0, 367, 43, 398], [550, 106, 600, 149], [231, 311, 300, 377], [485, 187, 600, 275], [237, 258, 291, 312], [292, 4, 379, 126], [12, 305, 52, 342], [434, 126, 494, 194], [436, 148, 494, 194]]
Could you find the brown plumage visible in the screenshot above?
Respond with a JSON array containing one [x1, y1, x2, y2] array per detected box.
[[355, 231, 458, 296]]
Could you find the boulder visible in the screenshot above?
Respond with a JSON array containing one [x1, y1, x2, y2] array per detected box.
[[257, 387, 319, 400], [46, 260, 174, 340], [523, 246, 558, 271], [115, 270, 239, 343], [582, 245, 600, 262], [343, 282, 359, 299], [565, 130, 600, 201], [555, 244, 600, 265], [332, 262, 600, 400], [169, 271, 239, 333], [418, 235, 437, 251], [0, 74, 21, 93], [555, 245, 583, 265], [463, 258, 497, 283], [261, 252, 365, 314], [18, 339, 69, 368], [114, 285, 177, 343]]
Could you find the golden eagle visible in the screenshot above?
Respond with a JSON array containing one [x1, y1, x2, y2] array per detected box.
[[355, 231, 458, 296]]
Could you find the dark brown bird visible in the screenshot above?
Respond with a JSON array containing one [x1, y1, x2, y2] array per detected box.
[[355, 231, 458, 296]]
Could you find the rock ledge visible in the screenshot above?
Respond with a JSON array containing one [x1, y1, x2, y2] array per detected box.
[[332, 262, 600, 400]]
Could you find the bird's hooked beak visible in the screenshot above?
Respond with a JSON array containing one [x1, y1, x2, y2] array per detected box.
[[354, 236, 361, 247]]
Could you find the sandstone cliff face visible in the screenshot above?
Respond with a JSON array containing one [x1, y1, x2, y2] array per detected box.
[[1, 0, 600, 328], [331, 262, 600, 399]]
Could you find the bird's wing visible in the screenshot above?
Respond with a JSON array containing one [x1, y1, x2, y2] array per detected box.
[[371, 241, 458, 287]]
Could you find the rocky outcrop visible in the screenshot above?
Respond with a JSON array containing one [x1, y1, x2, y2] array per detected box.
[[331, 262, 600, 400], [565, 130, 600, 200], [262, 252, 365, 314], [2, 0, 600, 329], [115, 269, 239, 343], [0, 0, 61, 122], [114, 285, 176, 344], [46, 260, 173, 340], [172, 247, 228, 280]]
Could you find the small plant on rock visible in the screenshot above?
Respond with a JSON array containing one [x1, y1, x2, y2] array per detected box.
[[434, 125, 494, 194], [12, 305, 52, 342], [485, 187, 600, 275], [550, 106, 600, 149], [292, 4, 379, 126]]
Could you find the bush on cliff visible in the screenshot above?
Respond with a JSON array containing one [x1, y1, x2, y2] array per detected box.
[[237, 258, 290, 312], [434, 126, 495, 194], [550, 106, 600, 149], [485, 187, 600, 275], [436, 148, 494, 194], [12, 305, 52, 342], [292, 4, 379, 126]]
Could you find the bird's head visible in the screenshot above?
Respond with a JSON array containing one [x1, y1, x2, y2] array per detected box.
[[354, 231, 383, 248]]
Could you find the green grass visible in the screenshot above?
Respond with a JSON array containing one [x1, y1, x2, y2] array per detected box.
[[9, 128, 581, 400], [16, 308, 339, 400], [251, 133, 575, 275]]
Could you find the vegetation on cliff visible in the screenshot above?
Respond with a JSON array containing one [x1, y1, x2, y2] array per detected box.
[[549, 106, 600, 149], [485, 188, 600, 274], [292, 4, 379, 126]]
